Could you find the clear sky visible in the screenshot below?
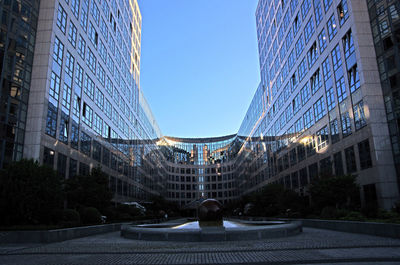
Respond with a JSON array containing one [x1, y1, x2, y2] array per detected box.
[[138, 0, 260, 138]]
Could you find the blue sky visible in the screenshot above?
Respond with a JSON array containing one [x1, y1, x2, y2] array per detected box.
[[138, 0, 260, 138]]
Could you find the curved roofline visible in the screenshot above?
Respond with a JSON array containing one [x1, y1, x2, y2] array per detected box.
[[164, 134, 237, 143]]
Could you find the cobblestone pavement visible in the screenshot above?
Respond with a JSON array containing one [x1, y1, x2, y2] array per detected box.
[[1, 228, 400, 264]]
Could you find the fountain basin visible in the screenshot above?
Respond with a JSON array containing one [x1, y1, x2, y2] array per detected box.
[[120, 219, 302, 242]]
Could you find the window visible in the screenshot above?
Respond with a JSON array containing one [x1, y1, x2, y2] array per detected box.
[[314, 0, 323, 25], [348, 65, 360, 93], [323, 0, 332, 12], [72, 94, 80, 118], [83, 74, 94, 99], [301, 0, 311, 19], [293, 14, 301, 36], [295, 117, 304, 134], [80, 132, 91, 156], [94, 113, 103, 135], [303, 107, 314, 129], [341, 111, 352, 137], [88, 22, 98, 47], [82, 102, 93, 127], [336, 76, 347, 103], [62, 83, 72, 111], [322, 56, 331, 81], [90, 0, 100, 25], [96, 66, 105, 86], [75, 63, 84, 88], [333, 152, 344, 175], [325, 86, 336, 111], [71, 0, 80, 18], [86, 48, 96, 73], [93, 140, 101, 162], [301, 83, 311, 105], [49, 72, 61, 102], [105, 99, 112, 118], [313, 96, 326, 121], [80, 0, 89, 31], [53, 37, 64, 66], [304, 18, 315, 43], [295, 34, 305, 57], [317, 126, 329, 149], [95, 88, 104, 110], [305, 136, 316, 156], [310, 69, 321, 94], [331, 44, 342, 71], [65, 51, 74, 78], [330, 119, 340, 143], [59, 112, 69, 144], [358, 139, 372, 169], [68, 21, 77, 47], [100, 18, 108, 40], [77, 35, 86, 59], [307, 42, 318, 67], [342, 30, 355, 59], [327, 15, 337, 40], [298, 57, 308, 81], [353, 100, 366, 130], [337, 0, 349, 26], [99, 40, 107, 63], [70, 122, 79, 149], [106, 76, 113, 95], [318, 29, 327, 53], [45, 103, 58, 137], [69, 158, 77, 177], [57, 4, 67, 34], [345, 146, 357, 173], [293, 93, 302, 113]]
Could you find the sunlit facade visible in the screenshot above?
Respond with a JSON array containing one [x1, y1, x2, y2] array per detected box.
[[18, 0, 166, 202], [250, 0, 400, 208]]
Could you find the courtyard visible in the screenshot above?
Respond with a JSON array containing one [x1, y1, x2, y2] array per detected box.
[[1, 227, 400, 264]]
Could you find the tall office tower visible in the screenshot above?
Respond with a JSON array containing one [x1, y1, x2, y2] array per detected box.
[[0, 0, 40, 167], [254, 0, 400, 208], [16, 0, 164, 202]]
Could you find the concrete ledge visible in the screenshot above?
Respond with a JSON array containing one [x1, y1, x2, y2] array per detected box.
[[121, 220, 302, 242], [300, 219, 400, 238], [0, 223, 123, 243]]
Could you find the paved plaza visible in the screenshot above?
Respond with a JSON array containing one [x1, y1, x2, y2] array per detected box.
[[1, 227, 400, 264]]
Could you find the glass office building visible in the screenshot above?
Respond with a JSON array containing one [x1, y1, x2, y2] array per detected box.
[[251, 0, 400, 208], [1, 0, 399, 209], [0, 0, 40, 168]]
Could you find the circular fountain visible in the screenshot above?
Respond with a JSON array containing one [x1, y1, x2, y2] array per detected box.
[[121, 199, 302, 242]]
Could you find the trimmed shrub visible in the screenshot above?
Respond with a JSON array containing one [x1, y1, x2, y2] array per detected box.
[[80, 207, 101, 225], [61, 209, 80, 227], [341, 211, 365, 221], [320, 206, 338, 219]]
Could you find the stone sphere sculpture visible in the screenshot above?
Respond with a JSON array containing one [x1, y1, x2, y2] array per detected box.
[[198, 199, 223, 226]]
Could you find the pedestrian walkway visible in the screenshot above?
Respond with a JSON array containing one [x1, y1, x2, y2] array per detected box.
[[1, 228, 400, 264]]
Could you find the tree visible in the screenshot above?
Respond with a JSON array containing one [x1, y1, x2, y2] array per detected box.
[[309, 174, 360, 211], [64, 166, 112, 213], [0, 159, 63, 225]]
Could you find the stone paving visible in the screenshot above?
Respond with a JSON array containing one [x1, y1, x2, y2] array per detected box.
[[1, 228, 400, 264]]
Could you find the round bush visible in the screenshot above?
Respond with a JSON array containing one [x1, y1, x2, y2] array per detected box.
[[62, 209, 80, 227], [80, 207, 102, 225]]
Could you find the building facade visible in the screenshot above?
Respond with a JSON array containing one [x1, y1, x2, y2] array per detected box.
[[0, 0, 399, 209], [19, 0, 165, 202], [251, 0, 400, 208], [0, 0, 40, 167]]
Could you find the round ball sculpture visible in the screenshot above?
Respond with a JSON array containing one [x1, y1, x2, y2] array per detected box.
[[198, 199, 223, 227]]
